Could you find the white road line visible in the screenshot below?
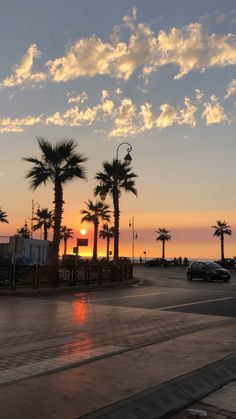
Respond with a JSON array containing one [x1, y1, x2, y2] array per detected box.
[[89, 291, 170, 302], [160, 296, 236, 310]]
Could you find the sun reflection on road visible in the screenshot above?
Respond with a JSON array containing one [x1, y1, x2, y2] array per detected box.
[[73, 300, 88, 324]]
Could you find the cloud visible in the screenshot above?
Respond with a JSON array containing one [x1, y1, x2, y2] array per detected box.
[[0, 114, 42, 132], [177, 97, 198, 127], [46, 19, 236, 83], [195, 88, 204, 101], [46, 89, 115, 127], [155, 104, 177, 128], [46, 105, 100, 127], [140, 103, 153, 129], [67, 91, 88, 104], [0, 44, 46, 88], [225, 79, 236, 98], [108, 97, 140, 137], [2, 14, 236, 87], [202, 95, 228, 125], [151, 23, 236, 80]]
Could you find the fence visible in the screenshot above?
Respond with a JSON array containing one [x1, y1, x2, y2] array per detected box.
[[0, 260, 133, 290]]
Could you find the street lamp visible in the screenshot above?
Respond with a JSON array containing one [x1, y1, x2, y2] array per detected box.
[[129, 216, 138, 264], [113, 142, 133, 261], [98, 142, 133, 261]]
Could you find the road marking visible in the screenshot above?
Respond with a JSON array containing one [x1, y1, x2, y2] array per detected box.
[[160, 296, 236, 310], [88, 291, 170, 302]]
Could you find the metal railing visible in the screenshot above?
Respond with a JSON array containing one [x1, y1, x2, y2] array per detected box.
[[0, 260, 133, 290]]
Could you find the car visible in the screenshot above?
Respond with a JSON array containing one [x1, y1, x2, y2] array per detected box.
[[214, 258, 235, 269], [186, 261, 230, 282], [145, 258, 170, 267]]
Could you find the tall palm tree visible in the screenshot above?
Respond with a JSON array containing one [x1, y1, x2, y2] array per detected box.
[[0, 208, 8, 224], [60, 226, 74, 255], [33, 208, 54, 240], [81, 200, 111, 261], [17, 222, 30, 238], [99, 223, 114, 261], [212, 220, 232, 260], [23, 138, 87, 264], [94, 159, 137, 261], [156, 228, 172, 259]]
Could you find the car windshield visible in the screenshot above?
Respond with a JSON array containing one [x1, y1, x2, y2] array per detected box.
[[206, 262, 222, 269]]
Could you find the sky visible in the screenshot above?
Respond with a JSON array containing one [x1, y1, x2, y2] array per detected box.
[[0, 0, 236, 259]]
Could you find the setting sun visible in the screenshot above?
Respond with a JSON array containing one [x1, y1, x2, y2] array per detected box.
[[80, 229, 87, 236]]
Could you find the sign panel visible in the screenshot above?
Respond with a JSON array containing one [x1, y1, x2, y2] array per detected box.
[[77, 238, 88, 247]]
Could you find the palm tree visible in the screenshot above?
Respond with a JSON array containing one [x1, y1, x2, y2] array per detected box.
[[60, 226, 74, 255], [33, 208, 54, 240], [17, 222, 30, 238], [212, 220, 232, 260], [94, 159, 137, 261], [23, 138, 87, 264], [156, 228, 172, 259], [81, 200, 111, 261], [0, 208, 8, 224], [99, 223, 114, 261]]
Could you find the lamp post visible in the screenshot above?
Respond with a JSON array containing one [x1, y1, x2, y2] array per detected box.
[[129, 216, 138, 264], [143, 250, 147, 263], [31, 199, 40, 239], [113, 143, 132, 261], [98, 142, 133, 261]]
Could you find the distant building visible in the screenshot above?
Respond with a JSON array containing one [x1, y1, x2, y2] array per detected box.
[[9, 236, 50, 265]]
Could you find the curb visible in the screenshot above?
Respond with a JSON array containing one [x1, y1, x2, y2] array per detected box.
[[80, 353, 236, 419], [0, 278, 140, 297]]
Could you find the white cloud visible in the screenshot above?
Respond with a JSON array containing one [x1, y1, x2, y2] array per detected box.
[[225, 79, 236, 98], [2, 14, 236, 88], [46, 105, 99, 127], [195, 88, 204, 101], [0, 44, 46, 88], [155, 104, 177, 128], [202, 95, 228, 125], [177, 97, 198, 127], [0, 114, 42, 132], [140, 103, 153, 129], [67, 91, 88, 104]]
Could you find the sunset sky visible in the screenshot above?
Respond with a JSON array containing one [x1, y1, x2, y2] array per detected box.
[[1, 0, 236, 259]]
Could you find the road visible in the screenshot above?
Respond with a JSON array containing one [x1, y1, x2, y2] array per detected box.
[[0, 266, 236, 386]]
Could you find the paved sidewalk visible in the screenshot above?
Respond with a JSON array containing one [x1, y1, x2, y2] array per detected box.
[[167, 381, 236, 419], [0, 319, 236, 419]]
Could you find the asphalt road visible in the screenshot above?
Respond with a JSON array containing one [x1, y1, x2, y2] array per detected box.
[[69, 265, 236, 317]]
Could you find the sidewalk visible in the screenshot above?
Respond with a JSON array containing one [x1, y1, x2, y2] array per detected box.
[[0, 316, 236, 419], [167, 381, 236, 419]]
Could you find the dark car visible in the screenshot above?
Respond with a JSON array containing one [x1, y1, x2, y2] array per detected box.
[[186, 261, 230, 282], [214, 259, 235, 269], [145, 258, 170, 267]]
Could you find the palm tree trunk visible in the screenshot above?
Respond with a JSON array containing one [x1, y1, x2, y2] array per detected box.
[[107, 236, 110, 261], [93, 220, 98, 261], [43, 223, 47, 241], [51, 180, 63, 264], [162, 240, 165, 258], [64, 238, 67, 255], [221, 233, 224, 260]]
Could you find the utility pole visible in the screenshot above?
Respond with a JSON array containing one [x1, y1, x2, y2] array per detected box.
[[129, 217, 138, 264]]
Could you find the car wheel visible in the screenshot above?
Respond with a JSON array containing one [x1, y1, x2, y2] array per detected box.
[[206, 275, 212, 282]]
